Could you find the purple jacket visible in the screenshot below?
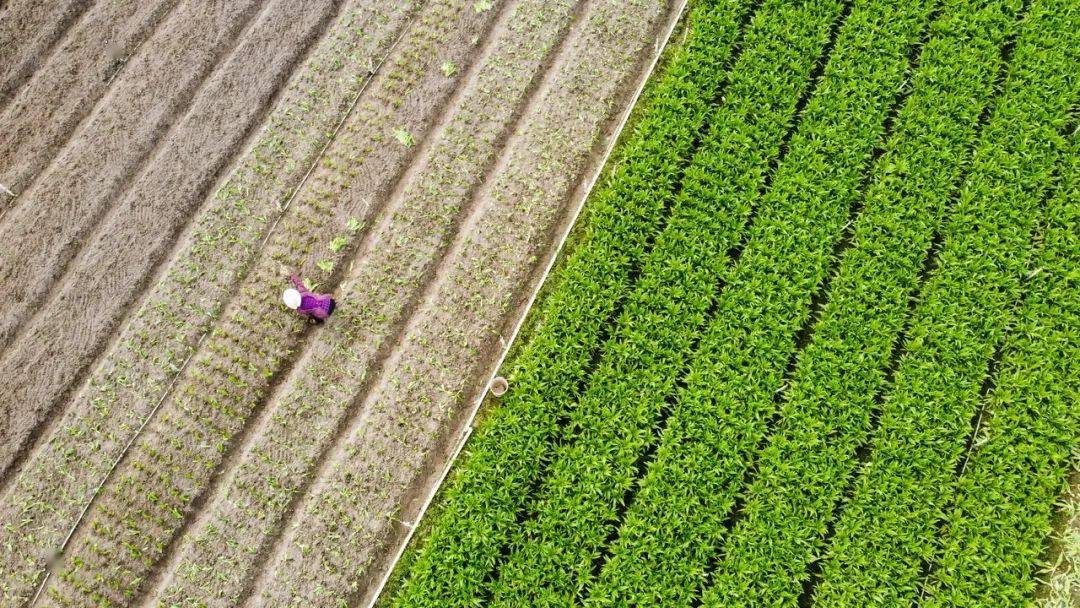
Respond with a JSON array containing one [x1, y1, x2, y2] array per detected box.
[[291, 275, 336, 320]]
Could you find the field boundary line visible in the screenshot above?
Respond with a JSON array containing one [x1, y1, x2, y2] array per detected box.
[[25, 22, 413, 606], [363, 1, 690, 604]]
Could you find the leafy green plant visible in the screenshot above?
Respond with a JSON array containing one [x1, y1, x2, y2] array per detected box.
[[812, 1, 1078, 603], [485, 0, 854, 604], [394, 127, 415, 147], [699, 0, 1024, 605], [920, 140, 1078, 608]]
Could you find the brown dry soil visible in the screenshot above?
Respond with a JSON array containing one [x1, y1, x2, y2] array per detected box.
[[0, 0, 678, 605], [0, 0, 91, 109]]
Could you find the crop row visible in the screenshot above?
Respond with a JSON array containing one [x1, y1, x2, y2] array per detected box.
[[254, 1, 675, 604], [41, 1, 494, 603], [148, 0, 591, 604], [0, 0, 345, 478], [697, 0, 1023, 605], [0, 0, 178, 203], [387, 0, 758, 604], [562, 0, 935, 603], [0, 0, 268, 350], [486, 0, 850, 604], [0, 3, 417, 604], [810, 0, 1079, 603], [919, 137, 1078, 608]]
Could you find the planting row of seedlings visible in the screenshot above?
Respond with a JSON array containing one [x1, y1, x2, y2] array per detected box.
[[0, 0, 89, 108], [569, 0, 936, 603], [253, 1, 675, 604], [0, 0, 181, 205], [811, 0, 1079, 603], [699, 0, 1024, 605], [37, 1, 504, 605], [0, 3, 418, 604], [920, 138, 1078, 608], [146, 0, 593, 604], [0, 0, 273, 349], [487, 0, 853, 604], [389, 0, 759, 604]]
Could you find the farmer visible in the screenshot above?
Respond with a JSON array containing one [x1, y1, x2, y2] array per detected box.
[[282, 274, 336, 321]]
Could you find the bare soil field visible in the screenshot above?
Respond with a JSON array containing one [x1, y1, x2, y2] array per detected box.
[[0, 0, 91, 108], [0, 0, 677, 605], [0, 0, 181, 206]]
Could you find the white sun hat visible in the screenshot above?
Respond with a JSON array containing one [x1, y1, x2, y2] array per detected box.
[[282, 287, 302, 310]]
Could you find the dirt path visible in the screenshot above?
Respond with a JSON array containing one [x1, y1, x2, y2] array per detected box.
[[28, 1, 515, 605], [0, 0, 269, 352], [0, 0, 181, 209], [142, 0, 591, 604], [0, 2, 417, 604], [1040, 471, 1080, 607], [0, 0, 91, 108], [0, 0, 346, 478], [250, 0, 674, 603]]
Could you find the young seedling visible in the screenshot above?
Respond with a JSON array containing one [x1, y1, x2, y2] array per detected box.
[[394, 127, 415, 147]]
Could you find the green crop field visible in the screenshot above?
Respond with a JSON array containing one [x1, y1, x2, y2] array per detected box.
[[386, 0, 1079, 605]]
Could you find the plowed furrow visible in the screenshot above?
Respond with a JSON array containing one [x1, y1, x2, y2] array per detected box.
[[0, 0, 182, 212], [0, 0, 92, 108], [0, 0, 269, 351], [0, 0, 346, 480]]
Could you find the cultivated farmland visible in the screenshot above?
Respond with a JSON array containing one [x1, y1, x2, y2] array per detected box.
[[387, 0, 1080, 606], [0, 0, 680, 604], [1, 0, 1077, 607]]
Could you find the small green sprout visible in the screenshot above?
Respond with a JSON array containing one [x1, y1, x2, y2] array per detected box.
[[473, 0, 493, 13], [329, 236, 348, 252], [316, 259, 334, 273], [441, 61, 458, 78], [346, 217, 363, 232], [394, 127, 415, 147]]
